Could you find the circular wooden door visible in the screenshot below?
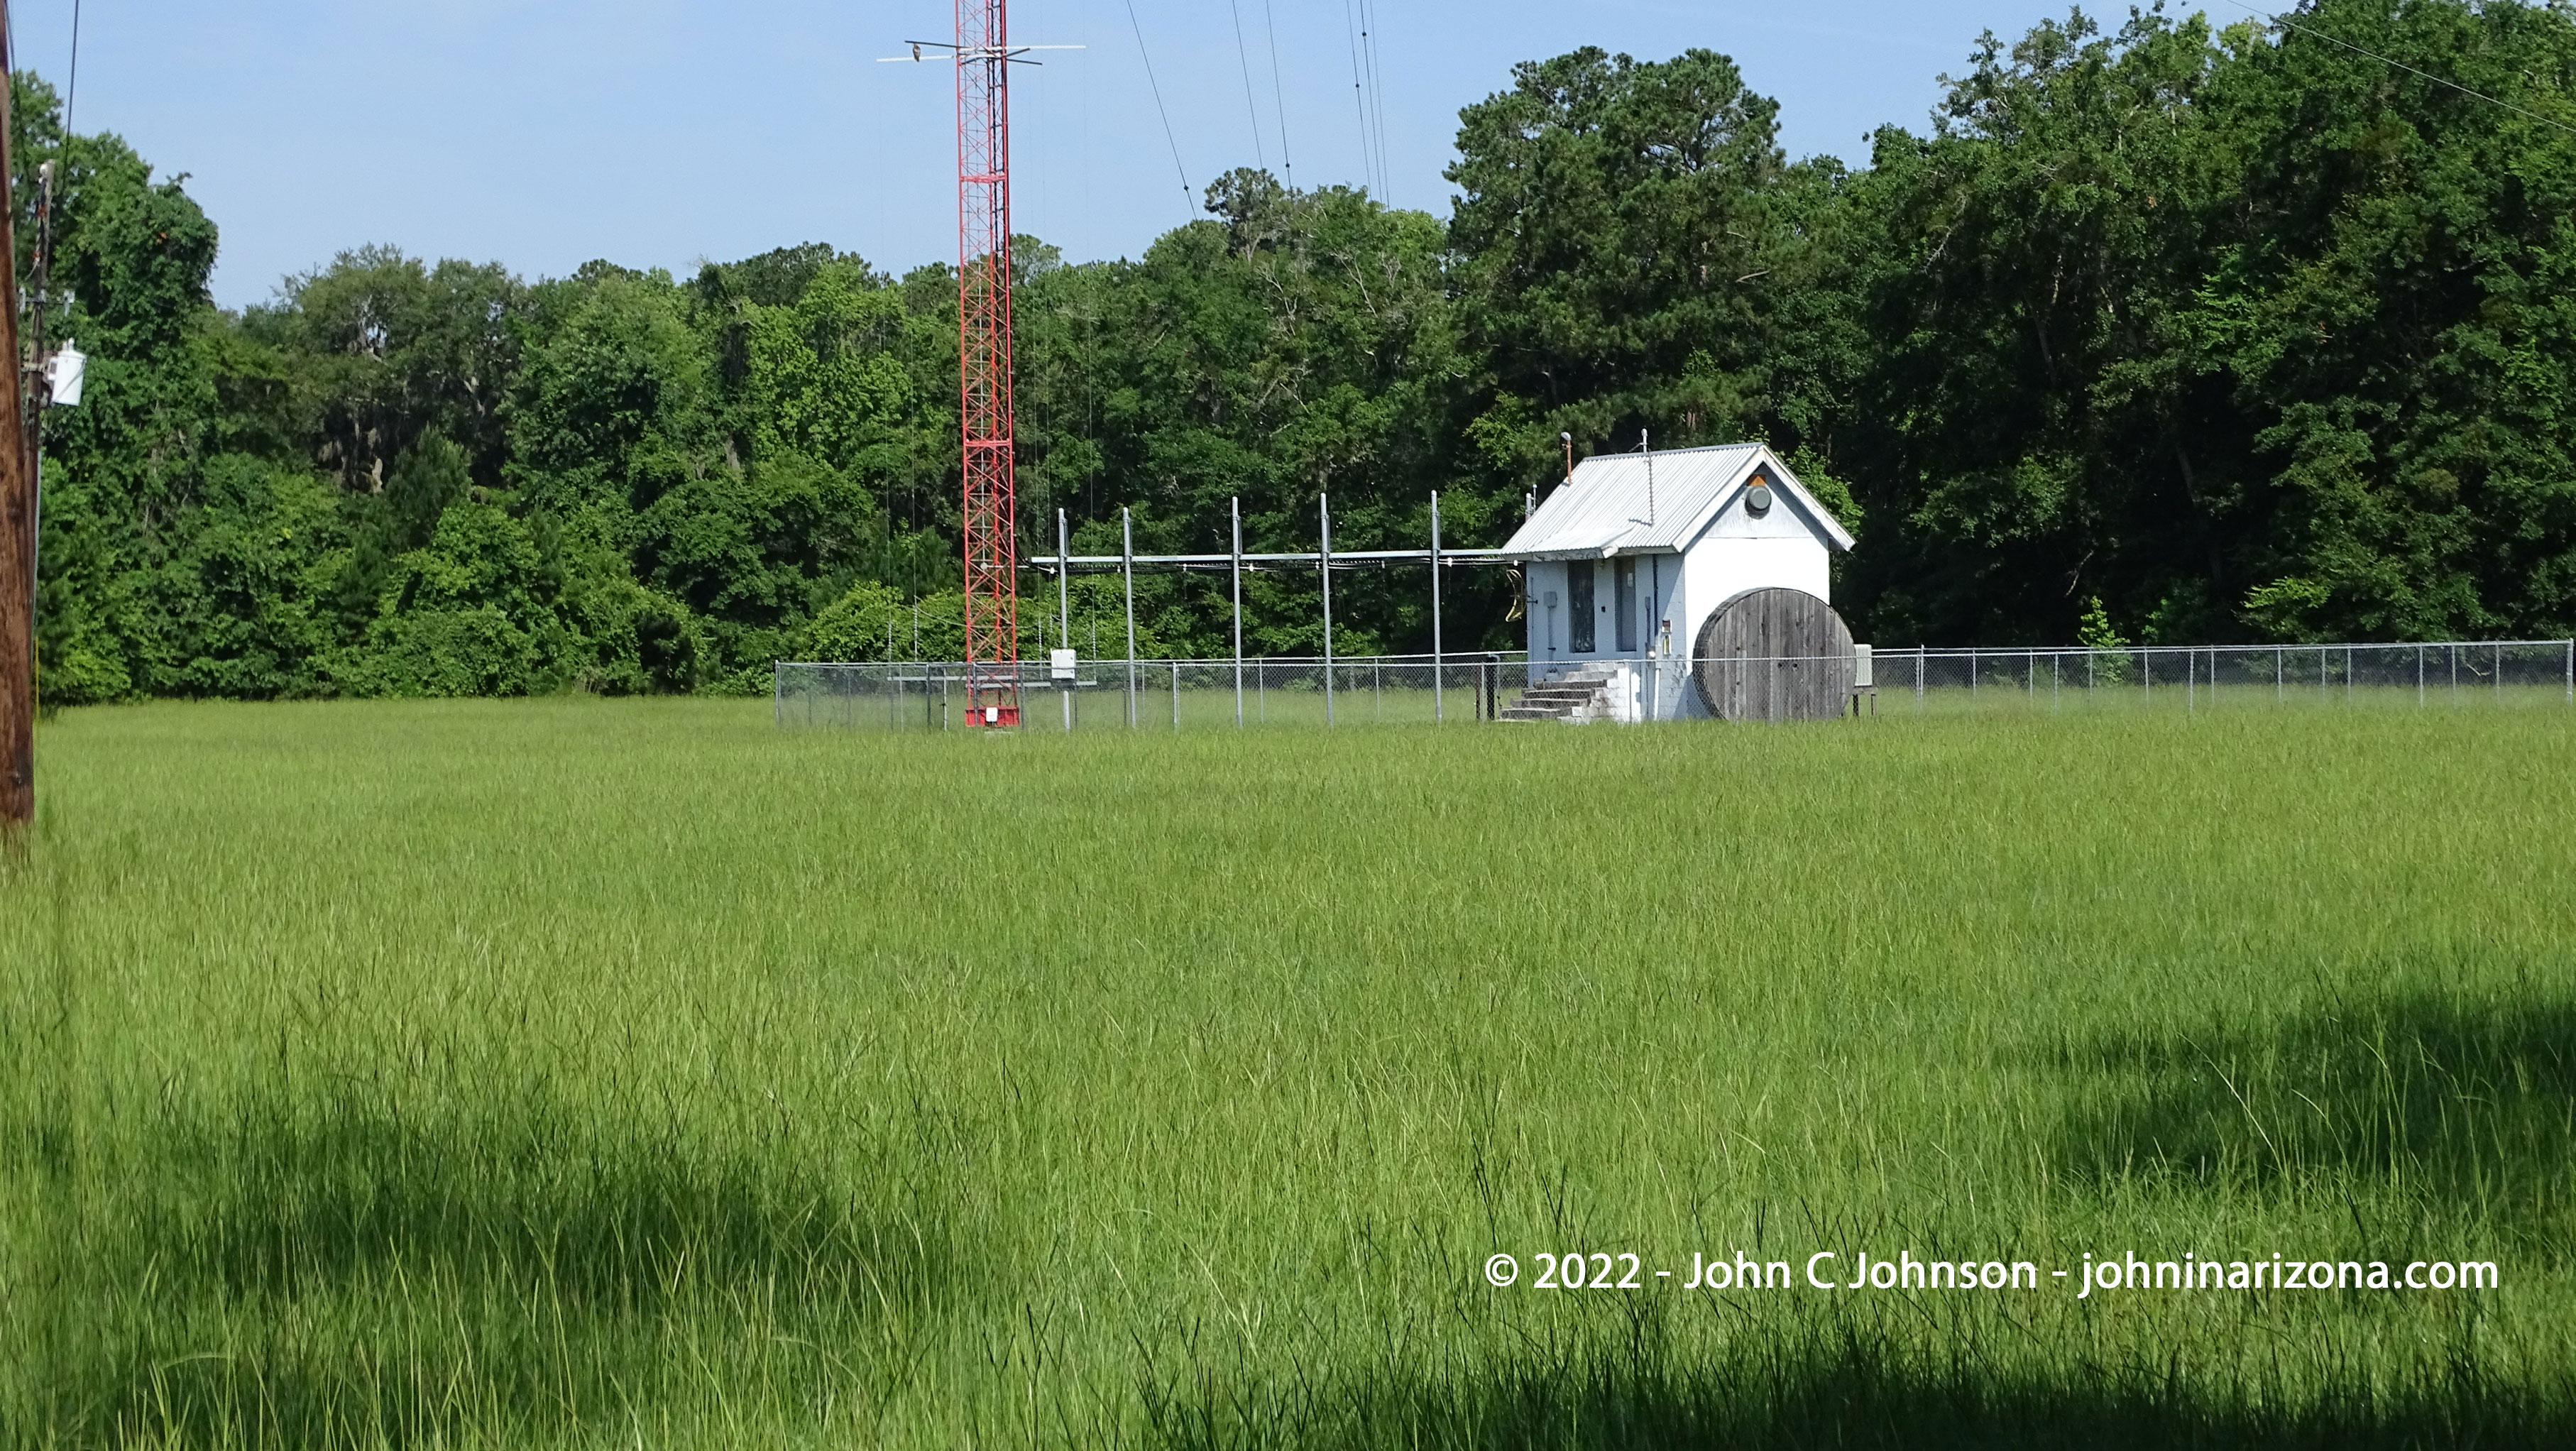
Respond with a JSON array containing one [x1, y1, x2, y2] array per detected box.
[[1692, 588, 1856, 721]]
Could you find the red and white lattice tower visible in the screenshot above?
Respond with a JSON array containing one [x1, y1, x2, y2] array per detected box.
[[956, 0, 1020, 726]]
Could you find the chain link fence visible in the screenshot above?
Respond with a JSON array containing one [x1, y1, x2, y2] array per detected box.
[[1878, 640, 2576, 713], [775, 640, 2576, 730], [773, 655, 1533, 731]]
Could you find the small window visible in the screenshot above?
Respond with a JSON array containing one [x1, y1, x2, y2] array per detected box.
[[1569, 562, 1596, 653]]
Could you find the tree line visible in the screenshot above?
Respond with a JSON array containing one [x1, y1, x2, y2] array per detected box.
[[16, 0, 2576, 702]]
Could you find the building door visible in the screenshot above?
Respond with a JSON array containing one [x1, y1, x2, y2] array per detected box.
[[1568, 562, 1596, 653], [1615, 559, 1638, 654]]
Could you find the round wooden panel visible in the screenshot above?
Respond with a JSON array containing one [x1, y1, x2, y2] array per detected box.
[[1691, 587, 1857, 721]]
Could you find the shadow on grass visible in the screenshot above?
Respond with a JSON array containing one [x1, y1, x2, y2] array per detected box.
[[11, 1081, 968, 1449], [2050, 991, 2575, 1234], [1139, 1333, 2575, 1450]]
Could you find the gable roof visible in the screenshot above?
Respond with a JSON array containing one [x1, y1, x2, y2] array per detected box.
[[1498, 443, 1856, 559]]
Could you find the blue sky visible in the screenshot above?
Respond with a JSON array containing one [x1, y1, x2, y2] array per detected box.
[[11, 1, 2106, 308]]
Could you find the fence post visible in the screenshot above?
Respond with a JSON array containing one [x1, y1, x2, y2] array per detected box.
[[1915, 649, 1924, 710], [1123, 508, 1137, 728], [1232, 498, 1244, 730], [1059, 510, 1073, 734], [1430, 491, 1446, 725], [1320, 493, 1335, 726], [1172, 662, 1180, 730]]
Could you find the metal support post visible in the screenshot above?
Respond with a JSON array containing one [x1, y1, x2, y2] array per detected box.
[[1320, 494, 1334, 726], [1122, 508, 1137, 728], [1060, 508, 1073, 733], [1232, 497, 1244, 729], [1430, 491, 1445, 723]]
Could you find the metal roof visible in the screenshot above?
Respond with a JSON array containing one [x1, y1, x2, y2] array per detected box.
[[1498, 443, 1855, 558]]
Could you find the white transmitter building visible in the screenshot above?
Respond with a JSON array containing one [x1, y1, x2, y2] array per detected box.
[[1498, 443, 1860, 723]]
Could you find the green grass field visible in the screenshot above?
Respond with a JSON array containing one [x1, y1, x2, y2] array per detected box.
[[5, 699, 2571, 1448]]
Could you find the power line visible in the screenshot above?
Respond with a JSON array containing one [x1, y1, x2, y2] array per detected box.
[[1122, 0, 1193, 213], [1359, 0, 1393, 205], [64, 0, 78, 131], [1228, 0, 1266, 171], [1342, 0, 1376, 195], [1263, 0, 1293, 188], [2227, 0, 2576, 139]]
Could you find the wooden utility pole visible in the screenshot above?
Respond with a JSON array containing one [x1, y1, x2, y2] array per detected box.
[[0, 3, 35, 834]]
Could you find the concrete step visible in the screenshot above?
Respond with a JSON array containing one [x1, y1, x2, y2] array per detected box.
[[1501, 670, 1616, 723]]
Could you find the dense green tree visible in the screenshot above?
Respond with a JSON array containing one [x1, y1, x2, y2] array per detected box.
[[2206, 0, 2576, 641], [1831, 8, 2248, 644], [1449, 48, 1805, 456], [1833, 0, 2576, 645], [9, 75, 258, 702]]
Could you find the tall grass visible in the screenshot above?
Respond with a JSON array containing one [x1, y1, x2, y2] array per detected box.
[[4, 699, 2570, 1447]]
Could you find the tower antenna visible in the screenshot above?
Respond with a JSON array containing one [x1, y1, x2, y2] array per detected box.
[[882, 12, 1080, 727]]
